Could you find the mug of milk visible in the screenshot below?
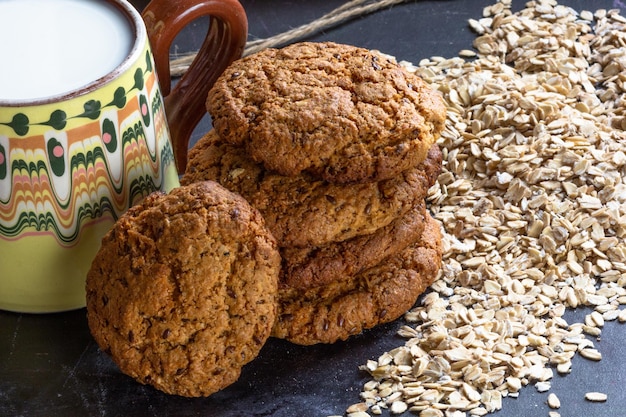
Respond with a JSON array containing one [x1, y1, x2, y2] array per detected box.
[[0, 0, 247, 312]]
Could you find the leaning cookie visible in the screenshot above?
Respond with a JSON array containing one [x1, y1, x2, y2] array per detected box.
[[206, 41, 446, 184], [182, 130, 441, 248], [272, 213, 443, 345], [85, 181, 281, 397]]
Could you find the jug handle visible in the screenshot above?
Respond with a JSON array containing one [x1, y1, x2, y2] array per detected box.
[[142, 0, 247, 172]]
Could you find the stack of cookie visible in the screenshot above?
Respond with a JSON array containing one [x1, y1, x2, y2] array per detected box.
[[182, 41, 446, 345]]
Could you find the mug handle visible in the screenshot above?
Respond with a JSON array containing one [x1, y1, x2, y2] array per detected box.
[[142, 0, 248, 172]]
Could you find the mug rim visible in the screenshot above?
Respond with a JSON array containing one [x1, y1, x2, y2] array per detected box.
[[0, 0, 146, 107]]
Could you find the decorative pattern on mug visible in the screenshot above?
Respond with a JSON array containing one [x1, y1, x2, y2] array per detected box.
[[0, 49, 174, 245]]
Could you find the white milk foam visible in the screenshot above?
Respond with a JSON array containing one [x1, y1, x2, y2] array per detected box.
[[0, 0, 134, 101]]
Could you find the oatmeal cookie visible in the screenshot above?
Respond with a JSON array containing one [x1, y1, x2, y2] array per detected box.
[[182, 130, 441, 248], [85, 181, 280, 397], [280, 200, 427, 291], [272, 213, 443, 345], [206, 41, 446, 183]]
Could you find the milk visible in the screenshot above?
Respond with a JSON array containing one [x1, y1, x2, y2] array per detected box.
[[0, 0, 134, 101]]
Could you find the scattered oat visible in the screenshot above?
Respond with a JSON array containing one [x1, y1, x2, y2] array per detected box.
[[535, 382, 552, 393], [579, 348, 603, 361], [418, 409, 444, 417], [547, 393, 561, 409], [585, 392, 608, 402], [390, 401, 408, 414], [347, 403, 369, 414], [347, 412, 371, 417], [459, 49, 477, 58], [352, 0, 626, 415]]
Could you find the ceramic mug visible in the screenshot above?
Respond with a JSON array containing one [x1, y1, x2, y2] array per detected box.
[[0, 0, 247, 313]]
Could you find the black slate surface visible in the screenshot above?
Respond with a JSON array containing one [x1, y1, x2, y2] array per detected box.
[[2, 1, 626, 416]]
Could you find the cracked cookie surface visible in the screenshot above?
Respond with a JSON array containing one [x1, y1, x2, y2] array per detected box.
[[206, 41, 446, 183], [86, 181, 280, 397], [182, 130, 441, 248], [279, 200, 427, 291]]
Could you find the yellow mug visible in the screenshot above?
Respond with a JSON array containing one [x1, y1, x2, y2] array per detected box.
[[0, 0, 247, 313]]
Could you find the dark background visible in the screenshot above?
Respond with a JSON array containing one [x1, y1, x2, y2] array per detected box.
[[2, 1, 626, 416]]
